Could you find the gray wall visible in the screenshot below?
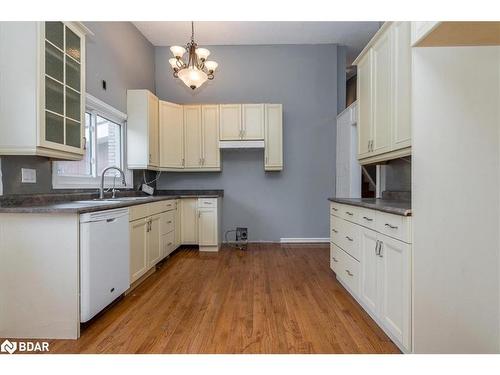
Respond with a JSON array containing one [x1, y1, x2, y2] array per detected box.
[[0, 22, 155, 195], [156, 44, 339, 241], [385, 158, 411, 192]]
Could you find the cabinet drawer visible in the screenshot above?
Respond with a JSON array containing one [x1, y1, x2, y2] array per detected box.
[[198, 198, 217, 208], [376, 211, 411, 243], [356, 207, 377, 230], [150, 200, 175, 215], [160, 210, 175, 235], [338, 218, 361, 261], [162, 231, 175, 258], [129, 204, 149, 221], [330, 214, 342, 246], [330, 202, 343, 217], [336, 247, 360, 297], [330, 242, 342, 274]]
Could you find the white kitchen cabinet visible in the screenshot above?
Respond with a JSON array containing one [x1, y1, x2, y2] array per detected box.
[[130, 218, 149, 283], [184, 105, 203, 168], [264, 104, 283, 171], [0, 21, 89, 160], [159, 101, 184, 169], [197, 198, 220, 252], [127, 89, 159, 170], [353, 22, 412, 165], [371, 31, 392, 156], [201, 105, 220, 169], [356, 51, 372, 159], [181, 198, 198, 244], [392, 21, 412, 150], [359, 228, 380, 314], [174, 200, 181, 248], [242, 104, 265, 140], [219, 104, 242, 140], [378, 234, 411, 350], [146, 214, 162, 268], [329, 201, 412, 352]]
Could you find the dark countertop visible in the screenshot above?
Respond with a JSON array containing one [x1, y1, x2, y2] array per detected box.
[[0, 190, 223, 214], [328, 197, 411, 216]]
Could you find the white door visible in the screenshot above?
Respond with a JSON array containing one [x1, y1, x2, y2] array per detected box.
[[130, 218, 148, 283], [147, 215, 162, 268], [359, 228, 379, 314], [148, 93, 159, 167], [219, 104, 242, 140], [371, 30, 392, 156], [378, 235, 411, 350], [198, 208, 217, 246], [336, 111, 349, 197], [392, 21, 412, 151], [159, 101, 184, 168], [357, 51, 372, 158], [184, 105, 202, 168], [242, 104, 264, 140], [181, 198, 198, 244], [264, 104, 283, 171], [201, 105, 220, 168]]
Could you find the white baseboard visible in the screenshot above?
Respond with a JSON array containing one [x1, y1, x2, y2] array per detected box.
[[280, 238, 329, 243]]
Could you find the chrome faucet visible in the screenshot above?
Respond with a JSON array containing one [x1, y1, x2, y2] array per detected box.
[[99, 166, 126, 199]]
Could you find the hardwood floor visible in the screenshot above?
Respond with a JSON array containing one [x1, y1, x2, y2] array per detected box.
[[48, 244, 400, 354]]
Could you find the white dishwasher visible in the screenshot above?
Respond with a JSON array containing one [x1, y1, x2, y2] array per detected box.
[[80, 207, 130, 322]]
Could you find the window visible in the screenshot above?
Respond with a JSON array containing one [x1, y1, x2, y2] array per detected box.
[[53, 94, 132, 189]]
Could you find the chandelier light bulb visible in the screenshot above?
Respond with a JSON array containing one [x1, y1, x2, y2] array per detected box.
[[170, 45, 186, 58], [204, 61, 218, 72], [195, 48, 210, 61], [178, 67, 208, 90], [168, 58, 179, 69]]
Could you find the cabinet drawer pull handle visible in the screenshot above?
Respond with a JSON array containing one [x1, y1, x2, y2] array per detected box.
[[332, 228, 338, 233], [203, 202, 213, 204], [345, 236, 353, 242], [363, 216, 373, 221], [385, 223, 398, 229], [168, 242, 173, 246], [167, 220, 172, 224], [345, 270, 354, 277], [345, 211, 353, 216], [332, 257, 338, 263], [332, 207, 338, 211]]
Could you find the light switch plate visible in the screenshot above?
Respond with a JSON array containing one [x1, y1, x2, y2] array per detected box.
[[21, 168, 36, 183]]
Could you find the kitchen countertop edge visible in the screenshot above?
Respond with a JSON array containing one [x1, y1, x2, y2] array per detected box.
[[328, 197, 412, 217]]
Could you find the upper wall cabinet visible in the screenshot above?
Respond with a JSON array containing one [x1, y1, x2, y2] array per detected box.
[[159, 101, 184, 169], [353, 21, 412, 165], [264, 104, 283, 171], [157, 103, 220, 172], [127, 90, 159, 170], [220, 104, 265, 141], [0, 22, 90, 160]]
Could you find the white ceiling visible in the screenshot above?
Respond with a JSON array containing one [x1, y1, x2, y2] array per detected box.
[[133, 21, 381, 65]]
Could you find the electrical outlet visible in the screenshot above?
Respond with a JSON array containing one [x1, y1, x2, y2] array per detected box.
[[236, 227, 248, 242], [21, 168, 36, 183], [141, 184, 154, 195]]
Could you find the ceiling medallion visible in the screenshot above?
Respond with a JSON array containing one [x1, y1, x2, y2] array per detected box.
[[169, 21, 218, 90]]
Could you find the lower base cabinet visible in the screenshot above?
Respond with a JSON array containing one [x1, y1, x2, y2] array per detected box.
[[130, 218, 149, 283], [330, 202, 412, 352]]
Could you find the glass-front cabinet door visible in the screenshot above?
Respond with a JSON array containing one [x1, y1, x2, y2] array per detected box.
[[41, 21, 85, 154]]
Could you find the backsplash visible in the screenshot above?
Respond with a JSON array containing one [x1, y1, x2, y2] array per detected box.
[[385, 157, 411, 192]]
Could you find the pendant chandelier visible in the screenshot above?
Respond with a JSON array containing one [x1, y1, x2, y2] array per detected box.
[[169, 21, 218, 90]]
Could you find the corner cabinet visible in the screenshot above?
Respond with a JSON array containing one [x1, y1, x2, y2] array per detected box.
[[354, 21, 412, 165], [0, 21, 90, 160], [127, 89, 160, 170]]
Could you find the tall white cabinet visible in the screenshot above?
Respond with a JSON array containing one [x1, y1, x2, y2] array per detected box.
[[0, 21, 89, 160], [264, 104, 283, 171], [159, 101, 184, 168]]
